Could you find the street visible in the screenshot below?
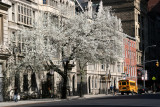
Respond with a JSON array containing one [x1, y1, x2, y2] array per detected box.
[[14, 93, 160, 107]]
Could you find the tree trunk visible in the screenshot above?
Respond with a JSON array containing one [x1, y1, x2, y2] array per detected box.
[[61, 76, 67, 99], [80, 74, 84, 97], [61, 61, 69, 99]]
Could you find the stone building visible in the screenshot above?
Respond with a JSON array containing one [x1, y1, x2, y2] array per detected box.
[[0, 0, 126, 101], [0, 1, 10, 102], [92, 0, 149, 84], [76, 0, 124, 95], [0, 0, 76, 101]]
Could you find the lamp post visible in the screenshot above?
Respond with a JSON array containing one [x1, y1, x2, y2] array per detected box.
[[50, 69, 54, 98], [143, 45, 156, 89]]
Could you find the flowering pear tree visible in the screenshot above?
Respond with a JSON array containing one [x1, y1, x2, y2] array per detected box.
[[5, 4, 124, 99], [4, 14, 59, 98], [68, 6, 124, 97]]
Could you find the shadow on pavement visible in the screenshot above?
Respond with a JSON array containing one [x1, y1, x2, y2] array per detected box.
[[29, 105, 152, 107], [91, 94, 160, 100]]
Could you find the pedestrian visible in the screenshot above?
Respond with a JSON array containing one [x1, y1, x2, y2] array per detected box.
[[110, 85, 113, 93], [13, 87, 18, 102]]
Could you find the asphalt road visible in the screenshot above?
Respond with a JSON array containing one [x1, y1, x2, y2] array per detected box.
[[15, 93, 160, 107]]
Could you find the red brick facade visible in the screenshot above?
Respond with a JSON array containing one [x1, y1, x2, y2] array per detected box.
[[124, 37, 137, 81]]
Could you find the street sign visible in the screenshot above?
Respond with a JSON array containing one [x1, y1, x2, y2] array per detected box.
[[152, 76, 156, 81]]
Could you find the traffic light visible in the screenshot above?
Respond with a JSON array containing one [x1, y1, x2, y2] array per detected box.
[[156, 61, 159, 67]]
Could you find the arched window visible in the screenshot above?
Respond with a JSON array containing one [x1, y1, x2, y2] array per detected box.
[[31, 73, 37, 91], [23, 74, 28, 91]]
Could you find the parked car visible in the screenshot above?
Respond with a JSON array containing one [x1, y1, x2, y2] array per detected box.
[[138, 87, 148, 94]]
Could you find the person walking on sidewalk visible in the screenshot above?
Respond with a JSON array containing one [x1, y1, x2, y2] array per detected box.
[[13, 87, 18, 102]]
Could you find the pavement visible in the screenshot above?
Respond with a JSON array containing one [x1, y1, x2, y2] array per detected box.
[[0, 94, 114, 107]]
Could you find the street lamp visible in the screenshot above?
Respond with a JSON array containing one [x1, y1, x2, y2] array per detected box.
[[143, 45, 156, 89], [50, 69, 55, 98]]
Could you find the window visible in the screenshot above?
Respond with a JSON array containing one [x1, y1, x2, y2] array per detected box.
[[15, 74, 20, 91], [139, 56, 141, 63], [92, 78, 94, 88], [23, 74, 29, 91], [101, 64, 104, 69], [12, 4, 15, 21], [130, 82, 135, 86], [138, 14, 140, 23], [122, 82, 126, 85], [43, 0, 47, 4], [138, 28, 141, 36], [31, 73, 37, 91], [126, 50, 127, 58], [12, 32, 16, 41], [0, 16, 3, 44], [95, 78, 97, 88], [18, 3, 32, 25]]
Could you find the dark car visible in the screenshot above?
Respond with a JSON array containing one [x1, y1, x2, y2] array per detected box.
[[138, 87, 148, 94]]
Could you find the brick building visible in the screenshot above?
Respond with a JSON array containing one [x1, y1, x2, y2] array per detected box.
[[124, 36, 137, 82]]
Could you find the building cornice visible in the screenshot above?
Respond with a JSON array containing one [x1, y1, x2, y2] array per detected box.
[[0, 2, 11, 11]]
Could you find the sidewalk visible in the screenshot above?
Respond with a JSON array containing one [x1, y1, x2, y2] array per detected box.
[[0, 94, 113, 107]]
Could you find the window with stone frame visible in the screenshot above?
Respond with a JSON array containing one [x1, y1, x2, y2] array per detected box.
[[23, 74, 29, 91], [12, 3, 15, 21], [0, 15, 3, 45], [15, 74, 20, 92], [18, 3, 32, 26], [31, 73, 37, 91]]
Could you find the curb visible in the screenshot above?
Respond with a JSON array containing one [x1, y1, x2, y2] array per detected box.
[[1, 94, 115, 107]]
